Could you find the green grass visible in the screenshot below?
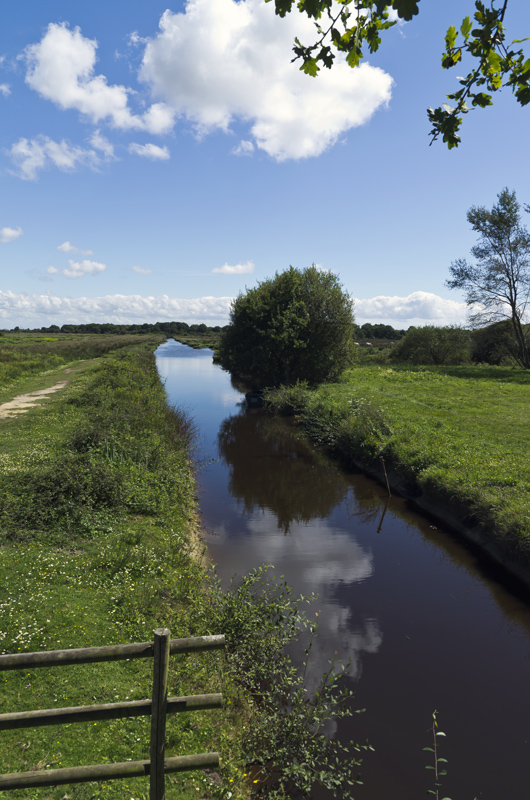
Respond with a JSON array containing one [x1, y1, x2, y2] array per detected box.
[[0, 333, 164, 391], [266, 364, 530, 561], [0, 343, 245, 800], [172, 333, 222, 350], [0, 338, 369, 800]]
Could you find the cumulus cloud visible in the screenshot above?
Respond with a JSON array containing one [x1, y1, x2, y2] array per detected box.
[[0, 226, 23, 243], [130, 265, 152, 275], [208, 509, 381, 690], [57, 241, 76, 253], [212, 260, 255, 275], [0, 83, 10, 96], [24, 22, 175, 134], [128, 142, 170, 160], [0, 291, 233, 327], [232, 140, 254, 156], [90, 129, 116, 158], [62, 259, 106, 279], [47, 260, 106, 279], [57, 241, 94, 255], [0, 288, 469, 329], [354, 291, 469, 327], [139, 0, 393, 160], [8, 135, 104, 180]]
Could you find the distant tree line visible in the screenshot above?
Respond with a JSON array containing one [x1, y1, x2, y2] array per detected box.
[[2, 319, 408, 341], [0, 321, 226, 336], [354, 323, 406, 340]]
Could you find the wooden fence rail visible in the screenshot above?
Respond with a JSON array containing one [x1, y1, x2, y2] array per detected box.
[[0, 629, 225, 799]]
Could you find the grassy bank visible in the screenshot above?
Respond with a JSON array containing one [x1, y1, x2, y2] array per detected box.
[[173, 332, 222, 350], [0, 333, 165, 397], [0, 340, 364, 800], [0, 342, 242, 800], [265, 364, 530, 566]]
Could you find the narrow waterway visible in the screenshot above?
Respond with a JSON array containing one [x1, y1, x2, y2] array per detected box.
[[157, 339, 530, 800]]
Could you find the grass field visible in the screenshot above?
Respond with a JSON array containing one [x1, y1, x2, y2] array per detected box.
[[0, 341, 246, 800], [266, 364, 530, 562]]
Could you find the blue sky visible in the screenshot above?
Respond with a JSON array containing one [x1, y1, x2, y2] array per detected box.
[[0, 0, 529, 329]]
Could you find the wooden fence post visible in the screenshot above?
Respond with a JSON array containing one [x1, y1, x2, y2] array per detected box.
[[150, 628, 170, 800]]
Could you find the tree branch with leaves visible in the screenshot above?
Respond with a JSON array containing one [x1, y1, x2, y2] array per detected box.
[[267, 0, 529, 148]]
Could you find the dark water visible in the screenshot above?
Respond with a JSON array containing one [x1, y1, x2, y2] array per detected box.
[[157, 339, 530, 800]]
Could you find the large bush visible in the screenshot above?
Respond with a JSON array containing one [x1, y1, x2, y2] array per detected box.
[[391, 325, 471, 365], [216, 265, 355, 388], [471, 319, 530, 365]]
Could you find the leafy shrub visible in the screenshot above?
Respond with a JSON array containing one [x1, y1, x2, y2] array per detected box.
[[263, 381, 310, 416], [471, 319, 530, 365], [206, 566, 372, 799], [391, 325, 471, 365]]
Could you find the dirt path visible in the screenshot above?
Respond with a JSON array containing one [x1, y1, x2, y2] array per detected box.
[[0, 382, 68, 419]]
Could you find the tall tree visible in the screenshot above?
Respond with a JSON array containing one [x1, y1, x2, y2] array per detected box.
[[216, 265, 355, 388], [446, 188, 530, 368], [268, 0, 530, 148]]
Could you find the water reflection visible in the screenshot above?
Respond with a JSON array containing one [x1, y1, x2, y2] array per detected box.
[[213, 407, 383, 687], [157, 342, 530, 800], [217, 411, 348, 532]]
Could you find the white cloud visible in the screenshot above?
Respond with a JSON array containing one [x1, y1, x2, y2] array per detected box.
[[0, 84, 10, 96], [232, 140, 254, 156], [24, 22, 175, 134], [57, 241, 76, 253], [128, 32, 147, 47], [0, 289, 469, 329], [139, 0, 393, 161], [128, 142, 170, 160], [208, 510, 381, 690], [0, 226, 23, 243], [47, 266, 59, 274], [130, 265, 152, 275], [90, 129, 115, 158], [8, 136, 102, 180], [62, 259, 106, 279], [354, 291, 469, 327], [212, 260, 255, 275], [57, 241, 94, 255], [0, 291, 233, 327]]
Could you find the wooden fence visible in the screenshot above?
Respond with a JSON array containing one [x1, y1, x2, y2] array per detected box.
[[0, 628, 225, 799]]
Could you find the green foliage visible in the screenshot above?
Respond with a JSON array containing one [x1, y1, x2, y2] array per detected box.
[[262, 381, 310, 416], [424, 711, 451, 800], [0, 346, 235, 800], [0, 340, 374, 800], [266, 0, 529, 148], [429, 1, 530, 147], [471, 319, 520, 364], [266, 364, 530, 557], [357, 322, 406, 340], [0, 350, 196, 542], [217, 265, 355, 389], [205, 566, 372, 799], [446, 188, 530, 368], [266, 386, 393, 460], [0, 334, 162, 388], [391, 326, 471, 365]]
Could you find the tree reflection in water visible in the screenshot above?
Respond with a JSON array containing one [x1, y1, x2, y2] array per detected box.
[[216, 408, 384, 689], [217, 410, 347, 533]]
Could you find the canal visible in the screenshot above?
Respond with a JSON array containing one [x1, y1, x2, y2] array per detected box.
[[157, 338, 530, 800]]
